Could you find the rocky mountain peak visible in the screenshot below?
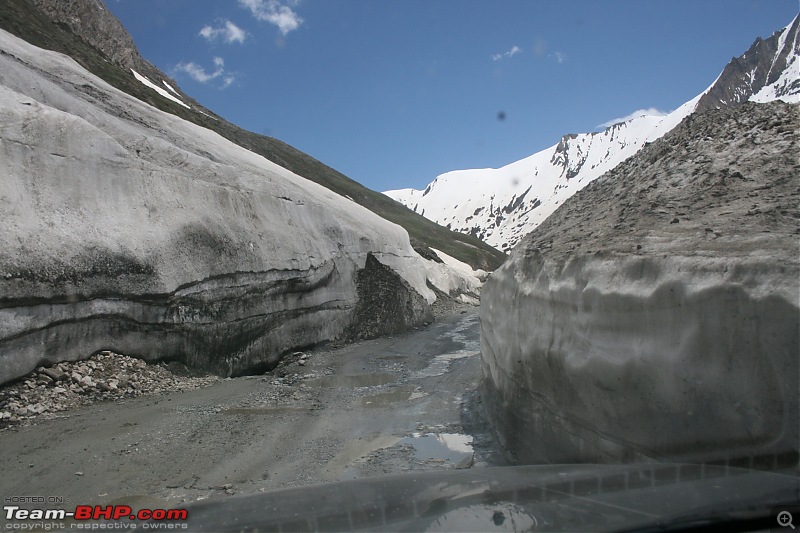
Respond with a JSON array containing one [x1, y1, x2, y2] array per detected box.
[[696, 15, 799, 112], [522, 100, 800, 263]]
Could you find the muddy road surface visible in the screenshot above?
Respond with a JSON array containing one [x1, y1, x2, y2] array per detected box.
[[0, 310, 501, 511]]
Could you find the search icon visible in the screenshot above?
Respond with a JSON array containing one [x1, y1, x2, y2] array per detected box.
[[779, 511, 795, 529]]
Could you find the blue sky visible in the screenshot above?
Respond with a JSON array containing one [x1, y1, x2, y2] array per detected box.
[[106, 0, 798, 192]]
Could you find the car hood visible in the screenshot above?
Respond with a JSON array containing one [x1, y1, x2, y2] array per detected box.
[[173, 462, 799, 532]]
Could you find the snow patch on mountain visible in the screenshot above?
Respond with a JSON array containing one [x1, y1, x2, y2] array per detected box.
[[750, 17, 800, 103], [386, 16, 800, 253], [131, 68, 190, 109], [386, 96, 700, 253], [162, 79, 181, 97]]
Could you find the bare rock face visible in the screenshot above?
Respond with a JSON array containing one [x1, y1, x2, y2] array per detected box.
[[348, 253, 433, 341], [26, 0, 186, 102], [480, 101, 799, 465], [696, 16, 800, 111], [31, 0, 140, 71], [0, 28, 483, 384]]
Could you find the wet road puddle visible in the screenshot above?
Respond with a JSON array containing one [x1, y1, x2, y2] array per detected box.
[[358, 385, 426, 407], [400, 432, 474, 462], [322, 435, 401, 482], [412, 351, 476, 378], [305, 373, 395, 388]]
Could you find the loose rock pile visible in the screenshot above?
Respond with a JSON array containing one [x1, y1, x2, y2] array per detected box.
[[0, 351, 218, 428]]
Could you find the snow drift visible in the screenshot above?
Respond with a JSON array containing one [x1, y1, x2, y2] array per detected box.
[[0, 28, 482, 384]]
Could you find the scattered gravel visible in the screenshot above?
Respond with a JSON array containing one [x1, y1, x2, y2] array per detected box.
[[0, 300, 478, 433], [0, 351, 218, 429]]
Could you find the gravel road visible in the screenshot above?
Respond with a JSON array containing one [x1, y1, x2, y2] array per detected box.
[[0, 309, 501, 515]]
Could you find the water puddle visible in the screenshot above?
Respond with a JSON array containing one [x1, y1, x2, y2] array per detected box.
[[412, 351, 476, 378], [322, 435, 401, 482], [359, 385, 425, 407], [399, 432, 474, 462], [305, 373, 395, 388], [449, 313, 481, 352]]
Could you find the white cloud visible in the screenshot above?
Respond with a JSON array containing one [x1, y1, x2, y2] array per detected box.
[[553, 51, 567, 64], [199, 20, 247, 44], [174, 57, 235, 89], [221, 75, 236, 89], [239, 0, 303, 36], [174, 62, 219, 83], [492, 45, 521, 61], [598, 107, 670, 128]]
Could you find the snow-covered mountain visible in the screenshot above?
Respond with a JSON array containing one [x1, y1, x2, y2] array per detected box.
[[385, 16, 800, 253]]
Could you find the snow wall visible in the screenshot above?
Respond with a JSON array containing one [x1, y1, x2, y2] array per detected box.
[[0, 28, 481, 384], [481, 252, 798, 464]]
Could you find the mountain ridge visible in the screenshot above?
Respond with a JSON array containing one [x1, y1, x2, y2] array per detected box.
[[697, 15, 800, 111], [386, 15, 800, 253]]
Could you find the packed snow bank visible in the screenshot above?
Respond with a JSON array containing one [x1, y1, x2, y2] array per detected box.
[[481, 253, 798, 464], [423, 248, 486, 298], [0, 28, 476, 384], [480, 102, 799, 464]]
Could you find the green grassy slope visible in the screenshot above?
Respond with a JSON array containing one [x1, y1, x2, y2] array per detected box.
[[0, 0, 506, 271]]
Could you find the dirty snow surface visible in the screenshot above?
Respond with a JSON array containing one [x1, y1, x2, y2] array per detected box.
[[0, 27, 481, 383]]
